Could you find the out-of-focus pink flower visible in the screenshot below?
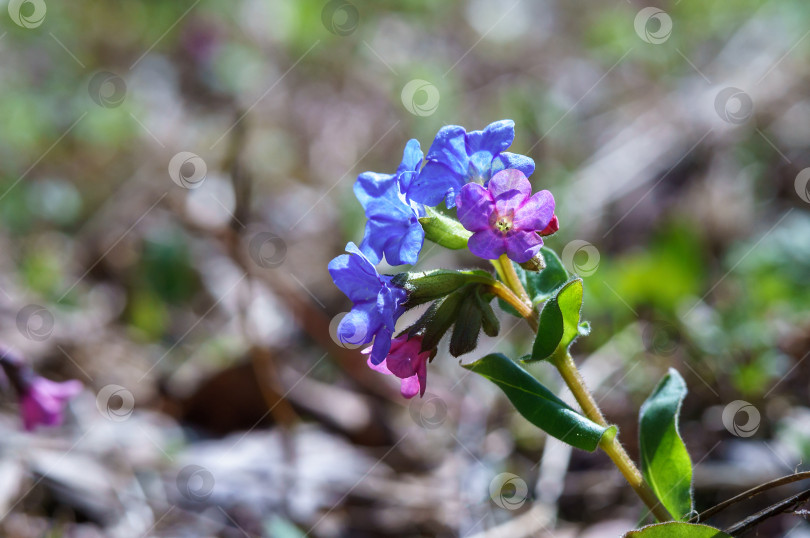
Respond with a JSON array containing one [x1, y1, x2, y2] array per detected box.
[[366, 335, 431, 399], [18, 377, 82, 431]]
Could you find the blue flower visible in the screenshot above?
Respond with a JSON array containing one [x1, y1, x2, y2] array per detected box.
[[354, 139, 425, 266], [408, 119, 535, 208], [328, 242, 408, 365]]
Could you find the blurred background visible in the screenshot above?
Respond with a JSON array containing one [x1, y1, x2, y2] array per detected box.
[[1, 0, 809, 536]]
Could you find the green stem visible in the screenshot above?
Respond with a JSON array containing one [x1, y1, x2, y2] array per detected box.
[[553, 351, 672, 522], [493, 260, 671, 522]]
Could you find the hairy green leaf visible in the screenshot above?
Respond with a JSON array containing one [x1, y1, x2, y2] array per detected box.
[[639, 369, 694, 520], [529, 278, 585, 362], [419, 206, 472, 249], [623, 522, 730, 537], [463, 353, 615, 451]]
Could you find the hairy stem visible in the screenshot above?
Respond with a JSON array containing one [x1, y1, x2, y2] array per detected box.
[[554, 351, 672, 522], [492, 261, 671, 522]]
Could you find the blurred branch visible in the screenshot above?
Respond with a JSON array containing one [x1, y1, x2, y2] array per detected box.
[[692, 470, 810, 523], [724, 488, 810, 536]]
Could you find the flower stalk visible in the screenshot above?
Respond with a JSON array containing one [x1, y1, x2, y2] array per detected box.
[[498, 269, 671, 522]]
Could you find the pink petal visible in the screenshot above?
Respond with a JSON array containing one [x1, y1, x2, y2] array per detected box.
[[468, 228, 507, 260], [487, 169, 531, 199], [456, 183, 493, 232], [399, 375, 421, 398], [506, 230, 544, 263], [514, 190, 555, 231]]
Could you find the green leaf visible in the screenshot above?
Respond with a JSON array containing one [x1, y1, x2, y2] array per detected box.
[[623, 522, 731, 537], [449, 294, 482, 357], [419, 206, 472, 249], [526, 247, 570, 304], [419, 291, 466, 352], [529, 279, 585, 362], [476, 290, 500, 337], [393, 269, 492, 308], [463, 353, 615, 451], [639, 369, 693, 520]]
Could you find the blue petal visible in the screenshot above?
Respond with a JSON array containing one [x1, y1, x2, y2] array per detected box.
[[328, 243, 381, 302], [424, 125, 469, 178], [491, 152, 535, 178], [465, 120, 515, 155], [337, 303, 380, 347], [354, 172, 396, 209], [467, 150, 495, 181], [408, 161, 465, 208], [368, 327, 393, 365], [397, 139, 423, 194], [382, 221, 424, 266]]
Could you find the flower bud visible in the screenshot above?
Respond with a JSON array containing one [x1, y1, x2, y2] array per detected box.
[[538, 214, 559, 237]]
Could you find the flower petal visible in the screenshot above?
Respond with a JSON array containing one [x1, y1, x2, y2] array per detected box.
[[408, 161, 464, 207], [354, 172, 396, 209], [488, 169, 532, 200], [465, 120, 515, 154], [424, 125, 469, 177], [513, 190, 555, 231], [338, 304, 379, 347], [368, 326, 394, 365], [383, 222, 424, 266], [505, 230, 544, 263], [399, 374, 421, 398], [367, 354, 393, 375], [468, 228, 507, 260], [328, 245, 381, 303], [491, 152, 535, 178], [456, 183, 494, 232], [396, 139, 423, 193]]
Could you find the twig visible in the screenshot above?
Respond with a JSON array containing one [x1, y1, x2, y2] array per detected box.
[[692, 471, 810, 523], [724, 488, 810, 536]]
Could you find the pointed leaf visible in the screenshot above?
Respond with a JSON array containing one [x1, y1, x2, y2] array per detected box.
[[639, 369, 694, 520], [419, 206, 472, 249], [449, 294, 482, 357], [623, 522, 731, 537], [529, 278, 585, 362], [463, 353, 615, 451]]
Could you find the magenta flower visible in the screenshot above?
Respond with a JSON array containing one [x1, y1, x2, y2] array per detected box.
[[366, 335, 431, 398], [19, 377, 82, 431], [456, 169, 555, 263]]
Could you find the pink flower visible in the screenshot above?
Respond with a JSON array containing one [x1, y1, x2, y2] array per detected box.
[[456, 169, 555, 263], [19, 377, 82, 431], [366, 335, 431, 398]]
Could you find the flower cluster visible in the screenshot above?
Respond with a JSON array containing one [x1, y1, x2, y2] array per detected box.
[[329, 120, 557, 398]]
